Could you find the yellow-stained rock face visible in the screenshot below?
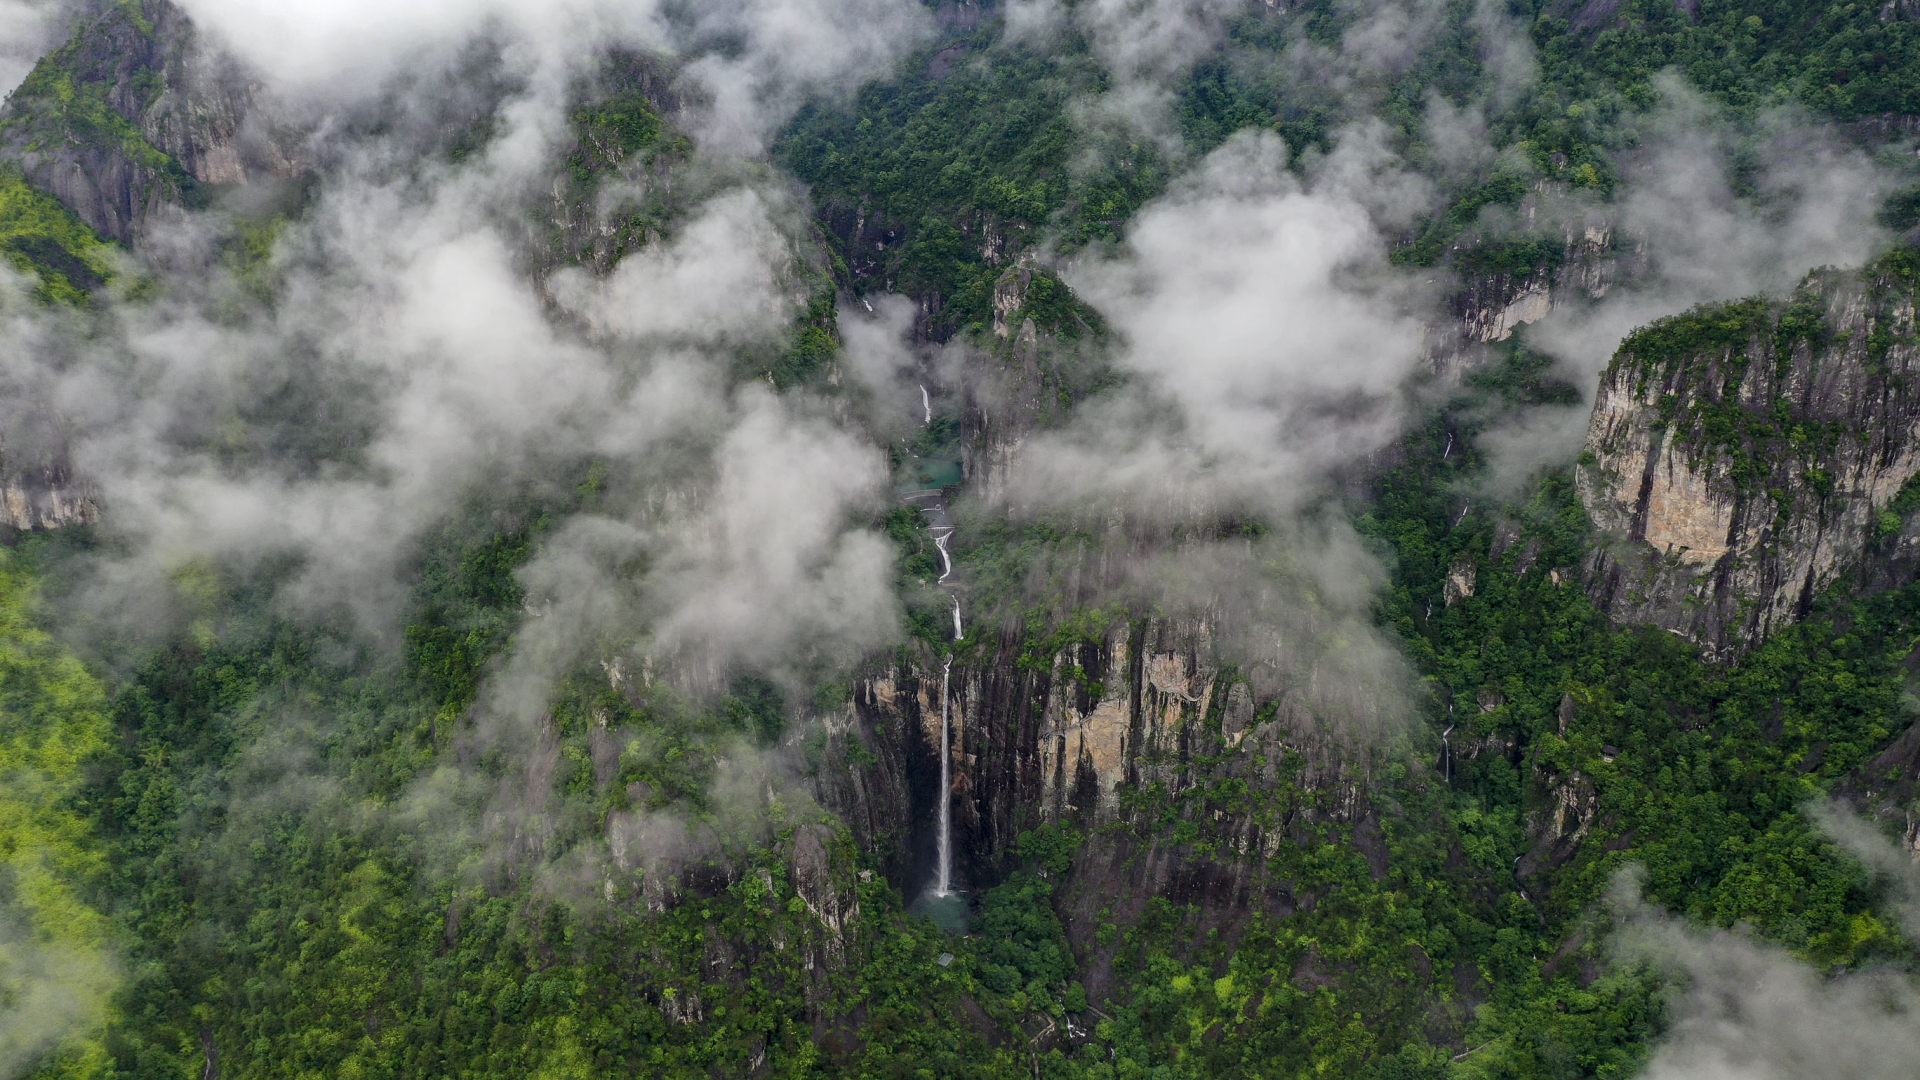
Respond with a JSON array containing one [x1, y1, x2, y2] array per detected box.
[[1060, 693, 1132, 804], [1010, 631, 1219, 818], [1444, 554, 1476, 605], [830, 612, 1378, 899], [1576, 262, 1920, 657], [1, 475, 96, 531], [1424, 196, 1621, 379], [1476, 282, 1552, 343], [1640, 450, 1733, 563]]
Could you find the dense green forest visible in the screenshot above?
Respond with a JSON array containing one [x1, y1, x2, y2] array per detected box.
[[6, 0, 1920, 1078]]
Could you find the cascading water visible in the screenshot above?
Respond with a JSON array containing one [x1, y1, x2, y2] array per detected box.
[[935, 592, 963, 894], [935, 654, 953, 896], [902, 379, 967, 924]]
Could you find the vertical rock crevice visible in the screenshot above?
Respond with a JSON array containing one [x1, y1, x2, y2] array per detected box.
[[1578, 257, 1920, 656]]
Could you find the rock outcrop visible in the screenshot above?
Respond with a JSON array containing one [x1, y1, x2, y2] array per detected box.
[[824, 605, 1378, 894], [0, 457, 94, 530], [0, 451, 95, 530], [1578, 255, 1920, 657], [0, 0, 299, 244], [0, 396, 96, 532], [1421, 188, 1629, 378]]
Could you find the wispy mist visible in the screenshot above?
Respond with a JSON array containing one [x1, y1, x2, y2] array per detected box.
[[1055, 0, 1245, 151], [0, 912, 114, 1080], [1610, 807, 1920, 1080], [1478, 73, 1900, 490], [176, 0, 932, 152], [0, 0, 68, 99], [949, 119, 1438, 741], [0, 0, 935, 915], [1007, 126, 1432, 520]]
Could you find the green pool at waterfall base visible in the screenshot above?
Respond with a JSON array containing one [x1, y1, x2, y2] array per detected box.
[[910, 890, 970, 935], [900, 455, 962, 492]]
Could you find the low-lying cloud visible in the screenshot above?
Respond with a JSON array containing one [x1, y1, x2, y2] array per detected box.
[[0, 0, 922, 925], [0, 0, 68, 99], [1005, 125, 1432, 520], [0, 912, 114, 1080], [1477, 73, 1899, 489], [176, 0, 933, 152], [946, 122, 1438, 742], [1609, 807, 1920, 1080]]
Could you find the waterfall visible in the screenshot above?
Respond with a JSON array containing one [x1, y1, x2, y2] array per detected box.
[[1441, 722, 1454, 783], [936, 654, 953, 896], [906, 387, 962, 901], [935, 585, 965, 895]]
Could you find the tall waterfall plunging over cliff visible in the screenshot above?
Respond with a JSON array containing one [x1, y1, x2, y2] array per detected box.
[[903, 380, 963, 903], [935, 653, 953, 896], [936, 558, 960, 896]]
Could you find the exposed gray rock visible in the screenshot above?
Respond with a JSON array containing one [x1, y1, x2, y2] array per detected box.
[[0, 448, 95, 531], [0, 0, 300, 244], [1421, 184, 1629, 378], [1578, 257, 1920, 657]]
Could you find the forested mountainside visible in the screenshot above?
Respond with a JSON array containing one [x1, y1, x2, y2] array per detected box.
[[8, 1, 1920, 1077]]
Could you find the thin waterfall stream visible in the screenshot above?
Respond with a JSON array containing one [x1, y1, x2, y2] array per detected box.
[[931, 452, 961, 896], [936, 591, 964, 895], [936, 653, 953, 895], [903, 379, 965, 917]]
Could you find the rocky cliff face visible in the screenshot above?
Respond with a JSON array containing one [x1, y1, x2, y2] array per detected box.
[[957, 259, 1053, 505], [0, 0, 298, 244], [0, 451, 95, 530], [0, 397, 96, 531], [818, 606, 1380, 941], [1423, 195, 1627, 378], [1577, 255, 1920, 657]]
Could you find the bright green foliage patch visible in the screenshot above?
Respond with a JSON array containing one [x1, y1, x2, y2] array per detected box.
[[5, 69, 169, 175], [568, 90, 663, 182], [0, 549, 117, 1079], [0, 167, 113, 303]]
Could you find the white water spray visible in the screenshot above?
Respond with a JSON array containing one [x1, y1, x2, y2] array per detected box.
[[935, 586, 965, 894], [933, 528, 952, 581], [906, 389, 963, 900], [936, 654, 953, 896]]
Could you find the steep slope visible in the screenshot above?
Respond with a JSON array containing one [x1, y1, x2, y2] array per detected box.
[[0, 167, 104, 531], [0, 0, 297, 243], [1578, 254, 1920, 657], [1405, 175, 1626, 377]]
